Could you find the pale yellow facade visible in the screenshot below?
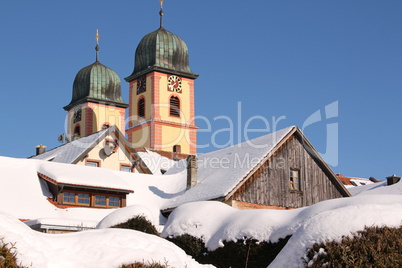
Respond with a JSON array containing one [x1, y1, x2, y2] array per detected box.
[[130, 125, 151, 149], [157, 75, 192, 123], [68, 103, 125, 140], [75, 134, 139, 173], [160, 125, 191, 153], [127, 72, 197, 154]]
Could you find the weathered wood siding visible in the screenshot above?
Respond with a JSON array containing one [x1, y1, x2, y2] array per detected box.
[[233, 134, 345, 208]]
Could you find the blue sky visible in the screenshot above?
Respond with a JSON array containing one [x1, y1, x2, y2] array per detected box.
[[1, 0, 401, 180]]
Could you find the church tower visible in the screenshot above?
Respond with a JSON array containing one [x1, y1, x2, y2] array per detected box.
[[64, 31, 128, 141], [125, 3, 198, 155]]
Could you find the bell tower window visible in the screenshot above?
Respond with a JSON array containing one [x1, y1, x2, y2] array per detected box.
[[173, 145, 181, 153], [74, 125, 81, 139], [138, 98, 145, 118], [169, 96, 180, 117]]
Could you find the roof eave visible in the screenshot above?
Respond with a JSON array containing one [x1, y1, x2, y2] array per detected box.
[[59, 183, 134, 194], [63, 98, 128, 111], [161, 196, 225, 215], [125, 66, 199, 82]]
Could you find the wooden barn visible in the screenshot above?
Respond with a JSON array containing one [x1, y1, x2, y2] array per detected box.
[[163, 126, 351, 213]]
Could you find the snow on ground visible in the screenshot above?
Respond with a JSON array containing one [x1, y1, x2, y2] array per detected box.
[[96, 205, 155, 229], [0, 156, 186, 228], [0, 212, 214, 268], [162, 180, 402, 267], [1, 155, 401, 267], [162, 201, 302, 250]]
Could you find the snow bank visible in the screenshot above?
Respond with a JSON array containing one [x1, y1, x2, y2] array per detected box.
[[162, 181, 402, 267], [96, 205, 155, 229], [349, 179, 402, 196], [271, 196, 402, 267], [162, 201, 301, 250], [0, 211, 214, 268]]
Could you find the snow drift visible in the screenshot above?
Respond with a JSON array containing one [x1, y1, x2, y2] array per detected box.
[[162, 180, 402, 267], [0, 211, 214, 268]]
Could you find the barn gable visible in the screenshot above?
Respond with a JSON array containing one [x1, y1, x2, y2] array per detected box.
[[229, 128, 350, 210]]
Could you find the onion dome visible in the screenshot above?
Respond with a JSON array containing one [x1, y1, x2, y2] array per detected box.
[[64, 61, 128, 111], [125, 27, 198, 82]]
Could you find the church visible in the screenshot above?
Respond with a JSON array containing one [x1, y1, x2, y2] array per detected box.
[[32, 3, 197, 171], [27, 1, 350, 217]]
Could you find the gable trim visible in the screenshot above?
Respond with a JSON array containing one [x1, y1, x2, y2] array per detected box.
[[38, 172, 134, 193]]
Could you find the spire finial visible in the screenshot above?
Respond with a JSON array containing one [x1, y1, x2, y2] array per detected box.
[[159, 0, 164, 28], [95, 29, 100, 62]]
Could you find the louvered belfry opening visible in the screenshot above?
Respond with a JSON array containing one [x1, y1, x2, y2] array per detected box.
[[169, 96, 180, 117], [74, 125, 81, 137], [138, 98, 145, 118]]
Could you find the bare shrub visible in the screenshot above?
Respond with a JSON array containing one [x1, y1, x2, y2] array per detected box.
[[304, 225, 402, 268]]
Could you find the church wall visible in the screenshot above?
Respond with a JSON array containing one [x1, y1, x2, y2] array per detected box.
[[127, 71, 197, 155], [85, 103, 125, 134], [157, 74, 192, 123], [128, 75, 153, 127], [67, 103, 125, 140], [127, 124, 151, 149], [160, 124, 190, 153]]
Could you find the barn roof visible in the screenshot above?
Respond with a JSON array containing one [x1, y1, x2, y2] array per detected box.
[[162, 126, 350, 212]]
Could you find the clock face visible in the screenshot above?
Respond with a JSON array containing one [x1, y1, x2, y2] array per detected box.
[[167, 75, 182, 93], [137, 76, 146, 94]]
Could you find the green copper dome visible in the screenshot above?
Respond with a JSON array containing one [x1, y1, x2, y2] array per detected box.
[[64, 61, 128, 111], [125, 27, 198, 82]]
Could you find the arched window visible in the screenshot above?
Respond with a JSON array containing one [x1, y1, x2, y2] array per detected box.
[[170, 96, 180, 117], [173, 145, 181, 153], [138, 98, 145, 118], [74, 125, 81, 138]]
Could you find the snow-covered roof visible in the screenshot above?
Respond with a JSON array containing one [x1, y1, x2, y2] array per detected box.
[[336, 174, 376, 188], [30, 128, 109, 163], [30, 126, 153, 174], [0, 156, 186, 228], [38, 161, 133, 192], [137, 148, 176, 175], [164, 126, 295, 209]]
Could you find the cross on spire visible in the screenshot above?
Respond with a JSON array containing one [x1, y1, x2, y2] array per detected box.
[[159, 0, 164, 28], [95, 29, 100, 62]]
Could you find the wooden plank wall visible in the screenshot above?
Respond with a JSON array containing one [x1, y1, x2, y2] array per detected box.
[[233, 135, 344, 208]]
